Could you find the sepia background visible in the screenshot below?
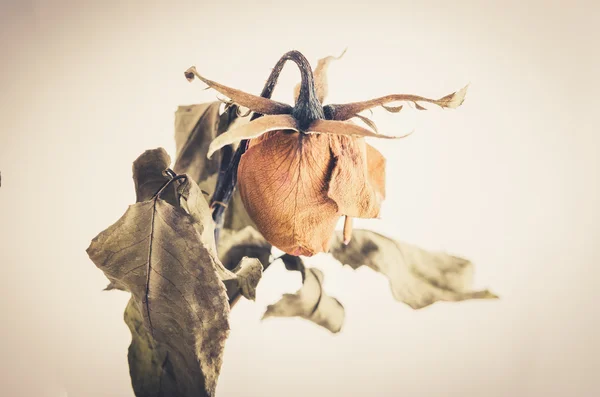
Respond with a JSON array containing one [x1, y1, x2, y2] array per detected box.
[[1, 0, 598, 396]]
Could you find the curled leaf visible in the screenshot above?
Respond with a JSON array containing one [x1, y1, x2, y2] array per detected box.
[[329, 229, 498, 309], [207, 114, 298, 158], [87, 148, 262, 397], [324, 84, 469, 121], [185, 66, 293, 116], [262, 256, 345, 333]]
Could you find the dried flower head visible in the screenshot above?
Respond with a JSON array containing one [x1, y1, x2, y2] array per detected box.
[[185, 50, 468, 256]]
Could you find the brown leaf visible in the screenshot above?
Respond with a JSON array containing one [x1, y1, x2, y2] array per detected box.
[[172, 102, 255, 232], [325, 84, 469, 121], [87, 148, 262, 397], [185, 66, 293, 116], [262, 256, 345, 333], [207, 114, 298, 158], [329, 230, 498, 309], [216, 226, 273, 305]]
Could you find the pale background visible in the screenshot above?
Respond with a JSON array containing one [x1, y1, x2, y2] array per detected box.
[[1, 0, 598, 396]]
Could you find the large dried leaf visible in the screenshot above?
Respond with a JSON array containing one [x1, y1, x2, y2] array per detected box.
[[87, 148, 262, 397], [262, 255, 345, 333], [329, 230, 498, 309]]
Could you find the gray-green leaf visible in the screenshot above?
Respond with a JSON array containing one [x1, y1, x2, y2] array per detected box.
[[262, 255, 345, 333], [330, 230, 498, 309]]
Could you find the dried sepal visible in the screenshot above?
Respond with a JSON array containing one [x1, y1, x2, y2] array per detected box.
[[207, 115, 299, 159], [293, 48, 347, 104], [185, 66, 293, 116], [325, 84, 469, 121], [306, 119, 411, 140], [352, 113, 379, 133]]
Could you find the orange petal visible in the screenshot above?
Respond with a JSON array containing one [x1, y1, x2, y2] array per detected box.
[[207, 115, 298, 158], [237, 132, 340, 256], [366, 143, 386, 200], [327, 136, 384, 219], [185, 66, 293, 115]]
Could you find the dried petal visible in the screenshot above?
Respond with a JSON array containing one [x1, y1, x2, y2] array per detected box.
[[325, 84, 469, 121], [207, 115, 298, 158], [185, 66, 293, 116], [365, 143, 386, 199], [237, 132, 340, 256], [307, 119, 411, 140], [327, 136, 384, 219]]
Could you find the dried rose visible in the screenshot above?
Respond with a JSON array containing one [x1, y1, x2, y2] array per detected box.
[[185, 50, 467, 256]]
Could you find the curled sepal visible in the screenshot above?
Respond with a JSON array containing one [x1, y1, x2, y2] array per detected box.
[[185, 66, 293, 116], [352, 113, 379, 133], [293, 48, 347, 104], [207, 114, 298, 158], [325, 84, 469, 121], [307, 119, 412, 140]]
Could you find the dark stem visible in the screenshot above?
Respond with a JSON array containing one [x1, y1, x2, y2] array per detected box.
[[211, 50, 323, 244]]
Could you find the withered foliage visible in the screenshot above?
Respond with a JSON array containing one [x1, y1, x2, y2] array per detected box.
[[86, 50, 495, 397]]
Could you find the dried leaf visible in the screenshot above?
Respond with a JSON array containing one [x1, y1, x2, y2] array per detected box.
[[307, 119, 411, 140], [293, 49, 347, 103], [262, 256, 345, 333], [185, 66, 293, 116], [325, 84, 469, 121], [414, 102, 427, 110], [207, 114, 298, 159], [172, 102, 224, 184], [87, 148, 262, 397], [329, 230, 498, 309], [172, 102, 255, 232], [217, 226, 273, 303]]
